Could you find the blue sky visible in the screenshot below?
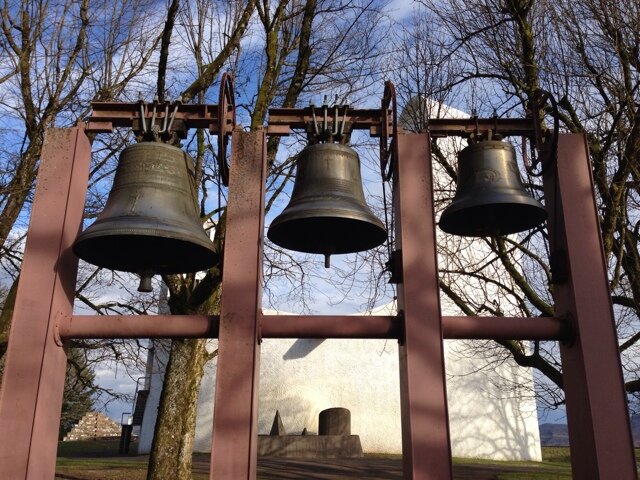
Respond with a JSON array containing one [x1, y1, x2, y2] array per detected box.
[[0, 0, 577, 429]]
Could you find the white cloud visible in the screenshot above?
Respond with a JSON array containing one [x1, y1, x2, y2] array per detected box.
[[385, 0, 419, 22]]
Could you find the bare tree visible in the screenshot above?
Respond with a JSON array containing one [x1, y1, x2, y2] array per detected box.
[[391, 0, 640, 412], [0, 0, 173, 388], [142, 1, 388, 478]]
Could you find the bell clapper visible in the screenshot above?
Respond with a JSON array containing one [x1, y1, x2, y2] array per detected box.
[[138, 270, 154, 293]]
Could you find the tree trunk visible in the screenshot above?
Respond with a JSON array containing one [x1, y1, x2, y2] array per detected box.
[[146, 338, 210, 480], [0, 276, 19, 384]]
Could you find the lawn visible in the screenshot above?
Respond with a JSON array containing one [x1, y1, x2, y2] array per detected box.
[[53, 441, 596, 479]]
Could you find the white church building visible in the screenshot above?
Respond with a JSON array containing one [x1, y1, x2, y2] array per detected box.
[[137, 100, 543, 461], [138, 305, 542, 461]]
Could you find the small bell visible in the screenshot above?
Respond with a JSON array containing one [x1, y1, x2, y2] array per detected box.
[[267, 142, 387, 266], [73, 142, 217, 291], [439, 139, 547, 236]]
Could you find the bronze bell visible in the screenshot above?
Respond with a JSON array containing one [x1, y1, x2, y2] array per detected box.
[[73, 142, 217, 291], [439, 139, 547, 236], [267, 142, 387, 267]]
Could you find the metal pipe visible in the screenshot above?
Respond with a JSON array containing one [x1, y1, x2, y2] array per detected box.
[[263, 315, 401, 339], [60, 314, 217, 338], [60, 314, 567, 341], [442, 315, 567, 340]]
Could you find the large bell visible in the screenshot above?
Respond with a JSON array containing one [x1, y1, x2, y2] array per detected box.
[[267, 142, 387, 267], [439, 139, 547, 236], [73, 142, 216, 291]]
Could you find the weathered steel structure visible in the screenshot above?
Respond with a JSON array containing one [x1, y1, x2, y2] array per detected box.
[[0, 80, 636, 479]]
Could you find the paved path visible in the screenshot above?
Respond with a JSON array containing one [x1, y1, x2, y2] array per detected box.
[[192, 456, 567, 479], [57, 446, 569, 480]]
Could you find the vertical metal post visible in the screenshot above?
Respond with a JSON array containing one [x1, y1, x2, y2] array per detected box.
[[0, 126, 91, 479], [395, 133, 453, 478], [210, 128, 266, 479], [544, 134, 637, 478]]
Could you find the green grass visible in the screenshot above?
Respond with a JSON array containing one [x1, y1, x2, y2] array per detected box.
[[56, 440, 148, 480], [57, 442, 638, 479], [541, 446, 572, 463], [449, 448, 573, 480], [497, 473, 571, 480]]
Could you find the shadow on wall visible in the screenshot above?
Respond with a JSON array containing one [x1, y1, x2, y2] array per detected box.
[[181, 337, 540, 460], [449, 395, 541, 461], [283, 339, 326, 360], [446, 341, 542, 461], [193, 344, 218, 451]]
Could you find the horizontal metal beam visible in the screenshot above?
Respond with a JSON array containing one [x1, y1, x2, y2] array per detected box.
[[427, 118, 536, 137], [58, 314, 216, 339], [59, 314, 567, 341], [267, 107, 385, 137], [443, 315, 567, 340], [267, 108, 536, 139], [86, 102, 224, 134], [263, 315, 401, 339]]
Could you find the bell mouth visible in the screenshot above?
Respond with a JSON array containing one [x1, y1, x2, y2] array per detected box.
[[267, 216, 387, 255], [439, 199, 547, 236], [73, 233, 217, 274], [439, 139, 548, 237]]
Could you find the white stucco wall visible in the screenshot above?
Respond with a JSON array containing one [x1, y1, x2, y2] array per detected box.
[[137, 101, 542, 461], [139, 334, 541, 461], [137, 340, 169, 455]]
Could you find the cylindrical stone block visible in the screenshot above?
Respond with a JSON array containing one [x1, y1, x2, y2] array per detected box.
[[318, 408, 351, 436]]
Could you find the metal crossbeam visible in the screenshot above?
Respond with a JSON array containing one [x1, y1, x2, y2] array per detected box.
[[86, 102, 228, 134], [267, 107, 536, 138], [58, 314, 567, 341]]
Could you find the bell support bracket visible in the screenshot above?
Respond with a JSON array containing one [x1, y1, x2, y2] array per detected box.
[[268, 106, 388, 137], [305, 97, 351, 145], [380, 80, 398, 181], [86, 75, 236, 185], [87, 102, 223, 133], [217, 72, 237, 186], [268, 105, 536, 143], [85, 74, 236, 149]]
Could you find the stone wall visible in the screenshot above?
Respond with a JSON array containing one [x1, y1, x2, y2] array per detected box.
[[63, 411, 121, 441]]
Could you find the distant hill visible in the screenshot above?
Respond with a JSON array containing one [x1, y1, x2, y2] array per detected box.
[[539, 423, 569, 446], [540, 416, 640, 446]]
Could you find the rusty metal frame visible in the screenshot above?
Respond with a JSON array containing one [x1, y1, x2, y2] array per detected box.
[[209, 128, 266, 478], [58, 314, 566, 340], [267, 107, 536, 139], [86, 101, 233, 135], [0, 126, 91, 479], [0, 90, 636, 479], [394, 132, 453, 476], [543, 135, 637, 477]]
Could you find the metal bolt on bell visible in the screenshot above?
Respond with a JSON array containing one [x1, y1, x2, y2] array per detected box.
[[439, 139, 547, 237], [73, 142, 217, 292], [267, 142, 387, 267]]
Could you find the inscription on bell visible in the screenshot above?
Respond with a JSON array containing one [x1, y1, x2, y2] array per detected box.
[[439, 139, 547, 236], [111, 147, 192, 193], [120, 158, 182, 177], [127, 193, 142, 214], [474, 168, 499, 184], [72, 141, 217, 284]]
